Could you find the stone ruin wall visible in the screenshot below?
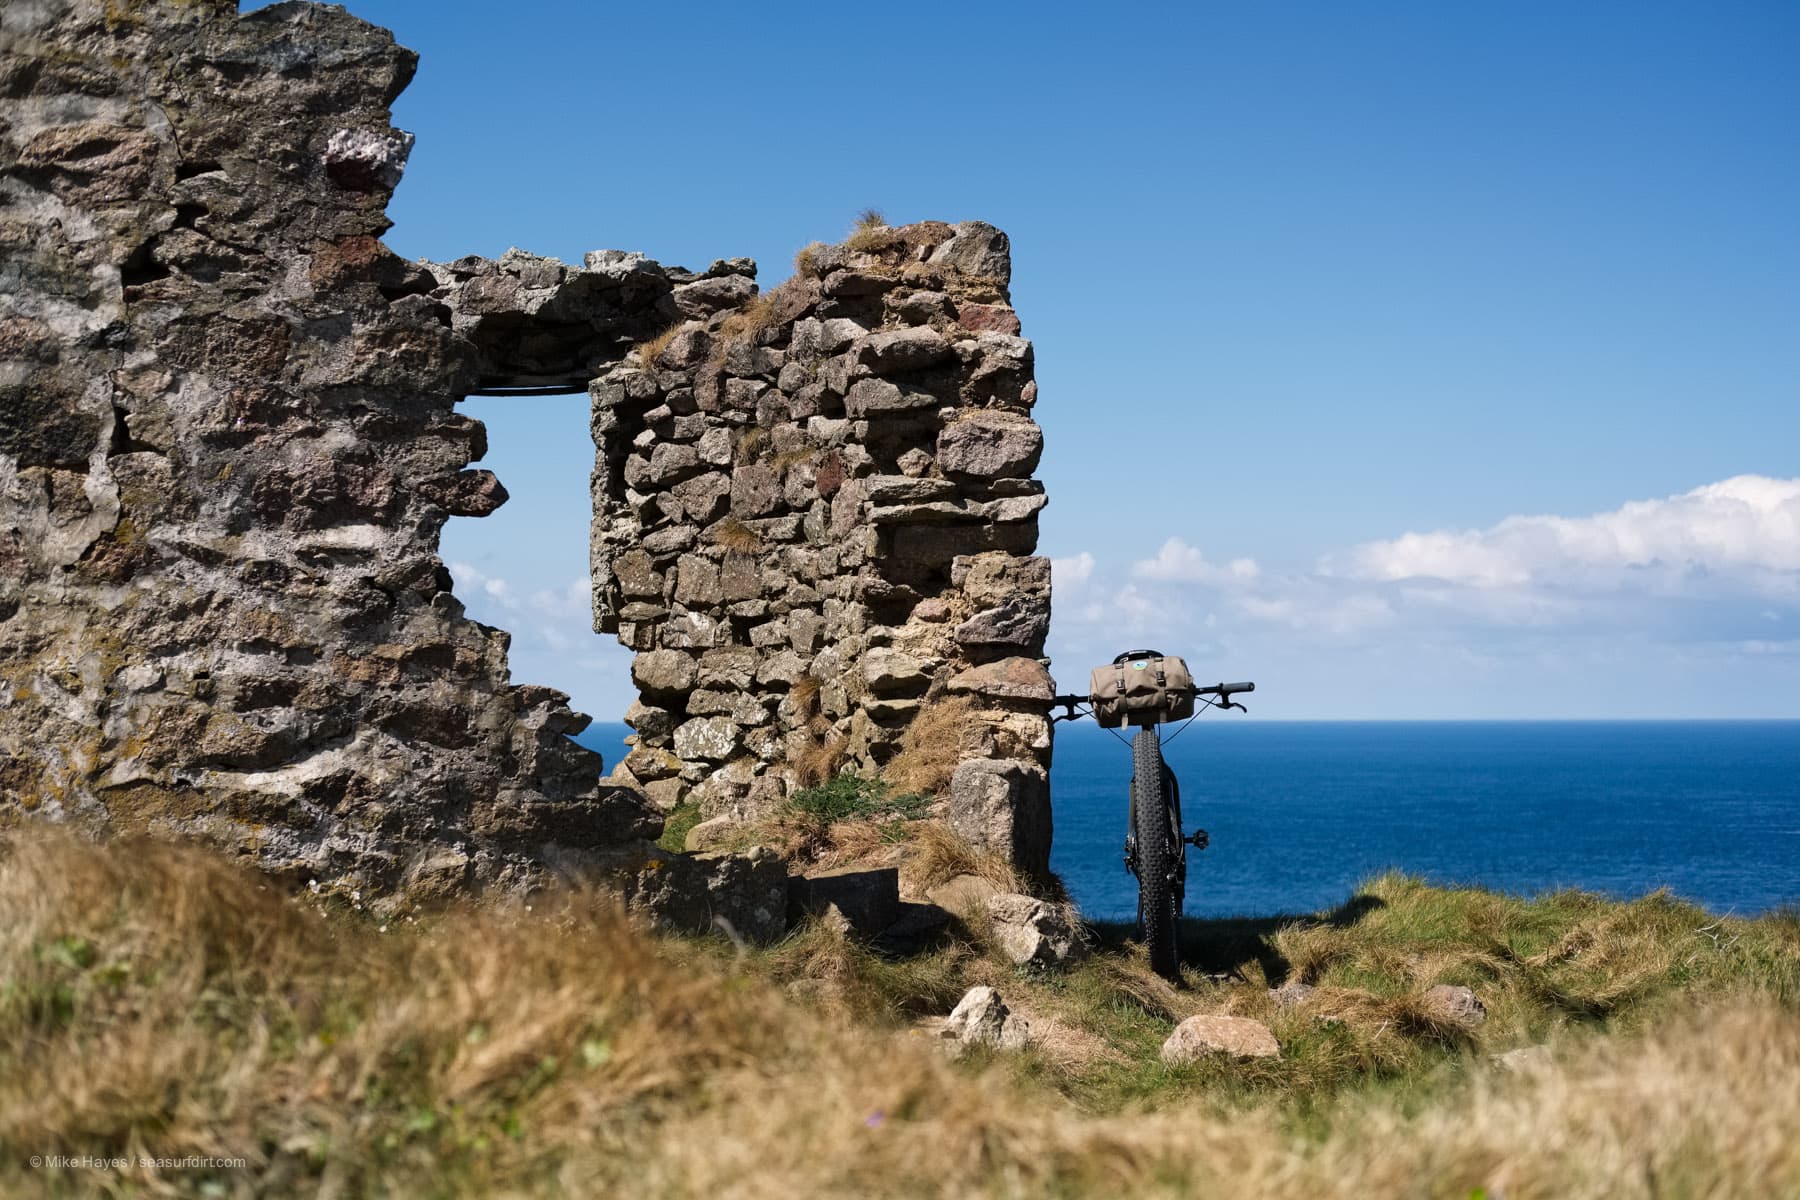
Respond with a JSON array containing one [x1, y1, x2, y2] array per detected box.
[[0, 0, 1058, 902], [0, 0, 669, 905], [588, 226, 1056, 876]]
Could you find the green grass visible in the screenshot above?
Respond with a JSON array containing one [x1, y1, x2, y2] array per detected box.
[[703, 868, 1800, 1116], [788, 773, 930, 825], [658, 801, 704, 853]]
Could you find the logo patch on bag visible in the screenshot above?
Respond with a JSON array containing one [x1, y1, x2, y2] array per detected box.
[[1132, 661, 1147, 670]]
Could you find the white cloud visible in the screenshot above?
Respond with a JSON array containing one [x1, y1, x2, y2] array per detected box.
[[1334, 475, 1800, 587], [529, 578, 592, 621], [1047, 476, 1800, 677], [447, 560, 518, 609], [1052, 551, 1095, 588], [1132, 537, 1261, 585], [1233, 589, 1395, 635]]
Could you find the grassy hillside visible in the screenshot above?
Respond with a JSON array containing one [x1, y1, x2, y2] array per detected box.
[[1, 828, 1795, 1197]]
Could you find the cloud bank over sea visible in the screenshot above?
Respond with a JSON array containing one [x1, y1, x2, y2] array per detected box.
[[1051, 476, 1800, 717]]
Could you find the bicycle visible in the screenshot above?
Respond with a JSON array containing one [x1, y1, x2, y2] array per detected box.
[[1051, 651, 1254, 980]]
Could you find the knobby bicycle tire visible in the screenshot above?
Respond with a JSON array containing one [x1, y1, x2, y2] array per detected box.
[[1132, 728, 1181, 979]]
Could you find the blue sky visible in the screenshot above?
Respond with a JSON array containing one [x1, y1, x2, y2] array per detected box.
[[284, 0, 1799, 719]]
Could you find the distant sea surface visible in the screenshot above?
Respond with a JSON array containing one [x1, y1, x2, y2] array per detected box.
[[577, 721, 1800, 919]]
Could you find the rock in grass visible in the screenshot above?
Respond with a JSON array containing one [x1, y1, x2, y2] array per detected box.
[[985, 893, 1086, 968], [1268, 981, 1316, 1011], [787, 866, 901, 937], [944, 986, 1031, 1050], [1424, 984, 1487, 1028], [1161, 1015, 1281, 1064], [925, 873, 1002, 917], [1492, 1045, 1553, 1073], [626, 847, 787, 944]]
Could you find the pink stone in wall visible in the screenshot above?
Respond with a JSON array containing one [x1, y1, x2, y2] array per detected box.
[[957, 303, 1022, 336], [814, 449, 846, 499]]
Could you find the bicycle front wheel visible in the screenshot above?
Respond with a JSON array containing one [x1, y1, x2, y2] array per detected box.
[[1132, 727, 1181, 979]]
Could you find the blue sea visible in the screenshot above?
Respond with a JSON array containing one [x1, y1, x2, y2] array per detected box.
[[577, 721, 1800, 919]]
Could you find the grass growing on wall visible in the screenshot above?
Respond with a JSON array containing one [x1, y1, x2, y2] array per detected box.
[[788, 773, 931, 825]]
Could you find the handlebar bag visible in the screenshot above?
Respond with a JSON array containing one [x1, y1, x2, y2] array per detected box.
[[1088, 654, 1195, 728]]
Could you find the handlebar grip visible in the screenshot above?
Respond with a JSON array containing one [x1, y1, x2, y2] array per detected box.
[[1196, 681, 1255, 696]]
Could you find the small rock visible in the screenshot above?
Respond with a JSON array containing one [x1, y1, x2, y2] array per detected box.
[[1491, 1045, 1552, 1073], [911, 598, 951, 623], [1161, 1015, 1281, 1064], [323, 126, 414, 190], [925, 872, 1002, 917], [1268, 982, 1316, 1011], [953, 595, 1049, 651], [1424, 984, 1487, 1028], [927, 221, 1012, 285], [955, 302, 1022, 336], [943, 985, 1031, 1050], [683, 814, 737, 851], [863, 474, 956, 505], [985, 892, 1085, 967], [399, 845, 470, 904], [844, 378, 937, 417]]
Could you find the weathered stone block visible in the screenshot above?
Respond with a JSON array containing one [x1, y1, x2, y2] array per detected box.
[[986, 893, 1086, 967], [948, 759, 1051, 878], [787, 866, 901, 937], [862, 647, 928, 695], [954, 595, 1050, 652], [854, 327, 953, 374], [1161, 1016, 1281, 1063], [674, 554, 723, 606], [927, 221, 1012, 285], [946, 658, 1054, 704], [844, 378, 937, 417], [937, 410, 1043, 480], [631, 650, 698, 698], [627, 848, 787, 944], [673, 716, 743, 762]]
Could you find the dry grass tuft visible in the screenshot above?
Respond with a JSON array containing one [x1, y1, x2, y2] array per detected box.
[[899, 819, 1023, 897], [792, 729, 850, 789], [7, 832, 1800, 1198], [770, 446, 816, 472], [733, 425, 772, 465], [792, 241, 828, 279], [845, 208, 899, 254], [716, 282, 794, 345], [709, 516, 763, 554], [882, 695, 985, 797], [634, 322, 684, 370], [787, 674, 822, 718]]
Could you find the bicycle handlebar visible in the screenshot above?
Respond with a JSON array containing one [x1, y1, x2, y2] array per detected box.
[[1049, 682, 1256, 708]]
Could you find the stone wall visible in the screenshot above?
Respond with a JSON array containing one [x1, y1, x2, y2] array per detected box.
[[588, 223, 1057, 876], [1, 0, 1059, 897], [0, 0, 663, 904]]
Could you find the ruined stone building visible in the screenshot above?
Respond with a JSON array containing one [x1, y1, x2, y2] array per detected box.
[[0, 0, 1055, 911]]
